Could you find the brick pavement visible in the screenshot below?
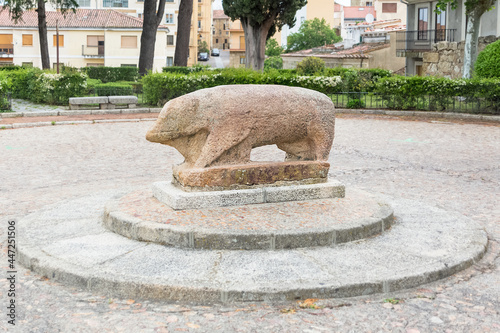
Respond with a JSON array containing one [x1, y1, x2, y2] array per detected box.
[[1, 115, 499, 332]]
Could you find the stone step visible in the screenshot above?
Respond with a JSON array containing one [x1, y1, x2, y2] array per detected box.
[[104, 187, 393, 250], [17, 190, 487, 303]]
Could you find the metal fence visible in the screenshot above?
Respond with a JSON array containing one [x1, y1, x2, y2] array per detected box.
[[396, 29, 456, 52], [331, 92, 500, 115], [0, 92, 12, 112]]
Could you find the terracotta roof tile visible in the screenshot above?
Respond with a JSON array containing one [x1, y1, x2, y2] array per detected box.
[[213, 10, 229, 19], [0, 8, 168, 30]]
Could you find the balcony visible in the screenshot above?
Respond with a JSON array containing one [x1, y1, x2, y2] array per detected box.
[[82, 45, 104, 58], [0, 44, 14, 57], [396, 29, 456, 57]]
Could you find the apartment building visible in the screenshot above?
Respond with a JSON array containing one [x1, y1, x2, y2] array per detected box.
[[396, 0, 500, 77], [0, 0, 213, 68], [212, 9, 230, 50], [0, 9, 170, 70]]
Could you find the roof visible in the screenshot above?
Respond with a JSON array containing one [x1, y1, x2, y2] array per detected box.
[[282, 42, 390, 59], [344, 6, 376, 20], [0, 8, 168, 30], [213, 10, 229, 20]]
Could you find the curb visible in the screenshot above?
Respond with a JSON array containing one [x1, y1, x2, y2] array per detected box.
[[336, 108, 500, 122], [0, 107, 162, 118], [1, 118, 158, 129]]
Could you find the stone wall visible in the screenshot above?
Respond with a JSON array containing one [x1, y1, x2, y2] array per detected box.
[[423, 35, 500, 78]]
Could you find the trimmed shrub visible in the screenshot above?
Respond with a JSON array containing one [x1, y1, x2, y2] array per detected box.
[[142, 69, 341, 106], [475, 39, 500, 79], [264, 56, 283, 71], [94, 82, 134, 96], [30, 71, 88, 104], [81, 66, 138, 83], [324, 67, 393, 92], [296, 57, 325, 75]]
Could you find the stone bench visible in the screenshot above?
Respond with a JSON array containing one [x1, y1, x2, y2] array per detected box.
[[69, 96, 138, 110]]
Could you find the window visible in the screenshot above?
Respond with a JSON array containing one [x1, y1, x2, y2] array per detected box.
[[166, 0, 174, 2], [239, 56, 246, 64], [121, 64, 137, 67], [167, 35, 174, 45], [121, 36, 137, 48], [22, 34, 33, 46], [75, 0, 90, 6], [198, 20, 201, 29], [165, 13, 174, 23], [417, 8, 428, 40], [435, 10, 446, 41], [382, 3, 397, 13], [166, 57, 173, 67], [300, 16, 305, 23], [224, 39, 227, 43], [216, 38, 218, 43], [138, 13, 143, 19], [103, 0, 128, 7], [53, 35, 64, 47], [366, 1, 372, 6], [223, 23, 226, 30], [22, 62, 33, 67], [53, 62, 63, 69]]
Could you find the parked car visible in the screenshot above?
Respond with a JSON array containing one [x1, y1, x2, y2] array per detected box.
[[211, 48, 220, 56], [198, 52, 209, 61]]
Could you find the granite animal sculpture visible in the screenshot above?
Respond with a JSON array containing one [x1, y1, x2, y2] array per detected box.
[[146, 85, 335, 169]]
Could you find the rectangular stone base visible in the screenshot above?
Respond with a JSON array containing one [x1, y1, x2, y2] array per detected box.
[[152, 179, 345, 210], [173, 161, 330, 191]]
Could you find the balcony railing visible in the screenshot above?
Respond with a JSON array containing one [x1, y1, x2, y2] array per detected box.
[[82, 45, 104, 58], [0, 44, 14, 57], [396, 29, 456, 53]]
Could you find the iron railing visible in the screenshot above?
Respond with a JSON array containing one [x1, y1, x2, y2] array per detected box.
[[331, 92, 499, 115], [396, 29, 456, 52]]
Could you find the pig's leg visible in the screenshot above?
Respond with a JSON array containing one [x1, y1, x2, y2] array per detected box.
[[193, 128, 251, 168]]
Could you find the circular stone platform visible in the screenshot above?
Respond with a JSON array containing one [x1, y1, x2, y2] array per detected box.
[[18, 190, 487, 303], [103, 188, 393, 250]]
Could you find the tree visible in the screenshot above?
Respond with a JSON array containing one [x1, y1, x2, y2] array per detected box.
[[3, 0, 77, 69], [138, 0, 167, 77], [436, 0, 497, 78], [174, 0, 193, 66], [265, 38, 284, 57], [286, 18, 341, 53], [198, 40, 209, 54], [223, 0, 307, 71], [474, 39, 500, 78]]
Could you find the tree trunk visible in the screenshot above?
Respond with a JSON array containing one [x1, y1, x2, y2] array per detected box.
[[37, 0, 50, 69], [241, 17, 275, 71], [139, 0, 166, 77], [174, 0, 193, 66], [462, 12, 481, 79]]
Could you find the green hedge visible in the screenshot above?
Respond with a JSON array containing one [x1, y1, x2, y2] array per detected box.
[[0, 68, 87, 104], [324, 68, 393, 92], [81, 66, 138, 83], [374, 76, 500, 112], [475, 39, 500, 79], [94, 82, 134, 96], [142, 68, 342, 105]]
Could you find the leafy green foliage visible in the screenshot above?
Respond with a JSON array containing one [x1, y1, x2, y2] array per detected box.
[[3, 0, 78, 21], [81, 66, 139, 83], [265, 39, 284, 57], [223, 0, 307, 39], [93, 82, 134, 96], [374, 75, 500, 112], [296, 57, 325, 75], [324, 67, 392, 92], [287, 18, 342, 52], [198, 40, 209, 54], [0, 68, 86, 104], [475, 39, 500, 78], [264, 56, 283, 71], [141, 68, 342, 105], [346, 99, 365, 109]]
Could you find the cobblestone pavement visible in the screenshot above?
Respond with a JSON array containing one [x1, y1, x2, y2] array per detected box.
[[1, 115, 499, 332]]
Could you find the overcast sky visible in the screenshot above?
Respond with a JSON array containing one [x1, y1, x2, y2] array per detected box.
[[213, 0, 223, 10]]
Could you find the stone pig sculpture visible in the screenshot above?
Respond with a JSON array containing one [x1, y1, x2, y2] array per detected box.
[[146, 85, 335, 169]]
